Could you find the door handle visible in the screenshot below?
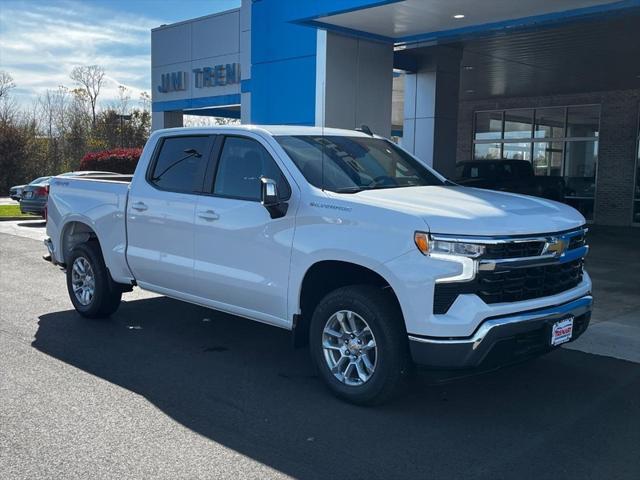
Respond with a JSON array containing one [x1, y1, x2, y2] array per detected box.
[[197, 209, 219, 221], [131, 201, 148, 212]]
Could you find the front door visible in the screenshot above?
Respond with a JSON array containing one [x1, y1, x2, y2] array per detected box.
[[193, 134, 296, 327], [126, 134, 214, 294]]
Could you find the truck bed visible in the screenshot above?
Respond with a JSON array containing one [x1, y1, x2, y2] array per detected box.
[[46, 175, 133, 284]]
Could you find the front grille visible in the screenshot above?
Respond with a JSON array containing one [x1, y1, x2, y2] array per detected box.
[[568, 233, 586, 250], [483, 241, 544, 259], [478, 259, 583, 303], [433, 259, 584, 314]]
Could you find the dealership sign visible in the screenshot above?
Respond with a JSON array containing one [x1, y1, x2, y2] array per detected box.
[[157, 63, 241, 93]]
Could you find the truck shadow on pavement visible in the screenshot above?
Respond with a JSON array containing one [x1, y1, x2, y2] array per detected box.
[[17, 221, 46, 227], [33, 296, 640, 480]]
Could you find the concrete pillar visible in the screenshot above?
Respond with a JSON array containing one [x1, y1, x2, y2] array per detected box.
[[401, 47, 462, 178], [316, 31, 394, 138], [152, 110, 184, 131]]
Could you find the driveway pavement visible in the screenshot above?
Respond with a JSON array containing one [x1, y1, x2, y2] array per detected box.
[[0, 196, 18, 205], [563, 226, 640, 363], [1, 223, 639, 479], [0, 220, 47, 241]]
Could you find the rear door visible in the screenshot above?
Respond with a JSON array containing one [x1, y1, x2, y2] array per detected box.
[[126, 134, 215, 295], [192, 134, 297, 327]]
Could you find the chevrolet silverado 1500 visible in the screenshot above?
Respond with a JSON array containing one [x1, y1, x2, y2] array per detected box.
[[45, 126, 592, 404]]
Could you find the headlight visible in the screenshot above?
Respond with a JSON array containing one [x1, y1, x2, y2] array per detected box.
[[414, 232, 485, 258]]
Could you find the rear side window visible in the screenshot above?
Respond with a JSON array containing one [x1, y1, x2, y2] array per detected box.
[[149, 136, 211, 192], [497, 163, 514, 180], [213, 136, 290, 201]]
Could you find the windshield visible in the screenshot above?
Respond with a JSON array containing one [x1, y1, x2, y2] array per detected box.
[[275, 135, 444, 193]]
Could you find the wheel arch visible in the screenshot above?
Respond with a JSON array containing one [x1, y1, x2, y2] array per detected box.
[[293, 260, 403, 348], [60, 219, 101, 265]]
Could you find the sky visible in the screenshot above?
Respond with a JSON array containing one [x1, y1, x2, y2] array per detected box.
[[0, 0, 240, 109]]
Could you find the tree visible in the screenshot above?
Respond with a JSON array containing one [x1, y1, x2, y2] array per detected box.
[[0, 71, 15, 99], [0, 66, 153, 188], [70, 65, 105, 127], [138, 91, 151, 112], [116, 85, 131, 115], [0, 118, 49, 193], [38, 87, 69, 173], [93, 108, 150, 150], [0, 71, 17, 124]]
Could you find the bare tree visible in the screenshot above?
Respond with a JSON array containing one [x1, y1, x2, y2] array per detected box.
[[138, 91, 151, 112], [0, 71, 17, 124], [116, 85, 131, 115], [0, 71, 16, 99], [70, 65, 105, 127], [70, 87, 92, 123]]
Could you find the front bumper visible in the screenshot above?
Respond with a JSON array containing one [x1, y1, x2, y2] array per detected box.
[[408, 294, 592, 368]]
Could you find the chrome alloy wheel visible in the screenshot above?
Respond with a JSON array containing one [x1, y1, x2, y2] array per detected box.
[[322, 310, 377, 386], [71, 257, 95, 306]]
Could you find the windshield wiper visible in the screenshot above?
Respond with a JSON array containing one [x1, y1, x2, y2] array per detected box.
[[333, 186, 365, 193], [334, 184, 411, 193], [152, 148, 202, 181]]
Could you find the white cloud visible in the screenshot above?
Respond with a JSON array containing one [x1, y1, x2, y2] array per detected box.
[[0, 0, 161, 108]]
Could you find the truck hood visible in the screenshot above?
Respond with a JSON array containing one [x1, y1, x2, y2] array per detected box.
[[345, 186, 585, 236]]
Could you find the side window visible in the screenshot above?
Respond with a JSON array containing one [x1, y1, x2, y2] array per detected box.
[[213, 136, 291, 201], [150, 136, 211, 192]]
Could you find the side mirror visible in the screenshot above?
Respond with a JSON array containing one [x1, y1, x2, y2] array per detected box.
[[260, 177, 279, 207], [260, 177, 288, 219]]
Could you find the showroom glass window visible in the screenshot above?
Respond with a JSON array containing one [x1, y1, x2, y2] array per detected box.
[[471, 105, 600, 220]]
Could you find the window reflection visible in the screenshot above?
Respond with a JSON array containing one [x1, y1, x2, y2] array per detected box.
[[533, 142, 563, 176], [504, 109, 533, 139], [564, 141, 598, 220], [475, 112, 503, 140], [535, 107, 565, 138], [471, 105, 601, 220], [502, 142, 531, 161], [567, 105, 600, 138], [473, 143, 501, 160]]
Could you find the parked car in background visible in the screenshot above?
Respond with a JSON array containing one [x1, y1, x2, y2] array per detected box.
[[9, 183, 28, 201], [45, 126, 591, 405], [455, 159, 565, 201], [15, 176, 51, 215], [20, 171, 119, 218]]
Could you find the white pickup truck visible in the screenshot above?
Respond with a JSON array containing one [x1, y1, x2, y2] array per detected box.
[[45, 125, 592, 404]]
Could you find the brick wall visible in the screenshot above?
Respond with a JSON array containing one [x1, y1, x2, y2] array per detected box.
[[456, 89, 640, 226]]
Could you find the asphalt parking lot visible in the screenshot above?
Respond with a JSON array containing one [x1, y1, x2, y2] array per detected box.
[[1, 219, 639, 479]]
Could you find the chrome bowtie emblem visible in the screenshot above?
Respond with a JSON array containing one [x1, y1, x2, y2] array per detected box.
[[544, 237, 566, 257]]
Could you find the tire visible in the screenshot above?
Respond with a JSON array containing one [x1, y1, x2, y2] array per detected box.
[[66, 240, 122, 318], [310, 285, 411, 405]]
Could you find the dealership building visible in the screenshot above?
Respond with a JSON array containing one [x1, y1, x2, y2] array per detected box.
[[151, 0, 640, 226]]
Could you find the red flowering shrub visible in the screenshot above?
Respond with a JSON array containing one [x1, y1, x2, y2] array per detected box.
[[79, 148, 142, 174]]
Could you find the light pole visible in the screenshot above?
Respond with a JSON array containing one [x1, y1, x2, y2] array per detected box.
[[117, 114, 132, 148]]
